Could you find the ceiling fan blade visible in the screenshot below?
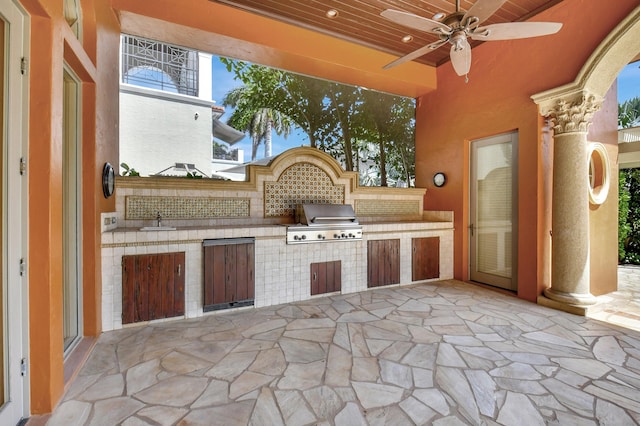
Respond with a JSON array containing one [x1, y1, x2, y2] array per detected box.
[[462, 0, 508, 27], [450, 38, 472, 76], [470, 22, 562, 41], [383, 40, 447, 70], [381, 9, 452, 34]]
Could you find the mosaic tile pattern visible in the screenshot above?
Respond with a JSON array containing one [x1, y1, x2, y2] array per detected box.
[[265, 162, 345, 217], [125, 196, 250, 220], [355, 199, 420, 217]]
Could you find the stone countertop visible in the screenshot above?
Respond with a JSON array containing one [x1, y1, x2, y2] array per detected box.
[[101, 221, 454, 246]]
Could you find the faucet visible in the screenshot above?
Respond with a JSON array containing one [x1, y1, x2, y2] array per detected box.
[[156, 211, 162, 227]]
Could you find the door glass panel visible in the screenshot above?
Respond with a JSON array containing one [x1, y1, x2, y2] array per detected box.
[[470, 132, 517, 290], [0, 15, 5, 408], [63, 69, 81, 353]]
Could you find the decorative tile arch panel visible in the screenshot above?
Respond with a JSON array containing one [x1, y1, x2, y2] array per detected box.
[[265, 162, 345, 217]]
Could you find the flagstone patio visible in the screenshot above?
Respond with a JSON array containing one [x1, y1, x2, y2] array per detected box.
[[39, 279, 640, 425]]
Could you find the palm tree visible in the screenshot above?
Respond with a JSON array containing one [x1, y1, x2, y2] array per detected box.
[[619, 96, 640, 128], [222, 86, 292, 160], [248, 107, 291, 159]]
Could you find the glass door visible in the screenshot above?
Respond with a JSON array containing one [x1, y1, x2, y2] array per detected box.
[[0, 0, 27, 423], [63, 68, 82, 353], [469, 131, 518, 291]]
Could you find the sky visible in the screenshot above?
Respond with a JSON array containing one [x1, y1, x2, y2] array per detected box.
[[618, 61, 640, 103], [211, 57, 640, 163]]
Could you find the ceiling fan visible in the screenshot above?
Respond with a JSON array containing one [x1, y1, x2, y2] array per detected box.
[[381, 0, 562, 78]]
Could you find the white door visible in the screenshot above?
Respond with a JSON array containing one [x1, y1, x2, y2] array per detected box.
[[0, 0, 27, 423], [469, 132, 518, 291]]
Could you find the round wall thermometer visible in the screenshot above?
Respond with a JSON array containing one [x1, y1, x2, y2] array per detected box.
[[433, 172, 446, 187], [102, 162, 115, 198]]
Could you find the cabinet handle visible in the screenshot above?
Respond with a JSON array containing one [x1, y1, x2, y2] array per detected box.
[[177, 264, 181, 276], [313, 272, 317, 281]]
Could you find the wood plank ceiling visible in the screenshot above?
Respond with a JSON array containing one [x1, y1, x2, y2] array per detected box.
[[211, 0, 562, 68]]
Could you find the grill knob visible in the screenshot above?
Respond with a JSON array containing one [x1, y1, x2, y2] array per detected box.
[[318, 234, 325, 240], [348, 233, 354, 238], [301, 235, 307, 240], [334, 234, 340, 239], [341, 233, 346, 238]]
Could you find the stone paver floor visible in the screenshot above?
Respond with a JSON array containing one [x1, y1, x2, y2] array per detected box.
[[44, 278, 640, 425], [587, 265, 640, 332]]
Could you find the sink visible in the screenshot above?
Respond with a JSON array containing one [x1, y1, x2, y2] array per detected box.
[[140, 226, 177, 231]]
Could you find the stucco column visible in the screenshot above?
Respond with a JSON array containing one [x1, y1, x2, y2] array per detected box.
[[538, 93, 602, 309]]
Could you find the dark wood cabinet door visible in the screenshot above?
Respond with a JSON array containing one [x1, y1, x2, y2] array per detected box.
[[311, 260, 341, 295], [412, 237, 440, 281], [367, 239, 400, 288], [122, 252, 185, 324], [203, 241, 255, 311]]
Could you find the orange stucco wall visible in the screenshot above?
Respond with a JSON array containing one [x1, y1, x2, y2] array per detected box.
[[20, 0, 119, 413], [415, 0, 637, 302]]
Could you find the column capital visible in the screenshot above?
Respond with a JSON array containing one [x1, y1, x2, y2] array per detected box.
[[535, 91, 603, 135]]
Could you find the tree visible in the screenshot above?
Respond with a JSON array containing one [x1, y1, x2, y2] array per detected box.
[[220, 60, 293, 160], [222, 83, 292, 160], [273, 74, 329, 149], [618, 96, 640, 264], [218, 56, 416, 184], [358, 90, 416, 186], [619, 96, 640, 128], [325, 82, 360, 171]]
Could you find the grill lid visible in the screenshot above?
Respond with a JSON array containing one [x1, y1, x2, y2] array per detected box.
[[295, 204, 358, 226]]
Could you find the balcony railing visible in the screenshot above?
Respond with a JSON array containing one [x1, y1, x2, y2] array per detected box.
[[121, 34, 199, 97]]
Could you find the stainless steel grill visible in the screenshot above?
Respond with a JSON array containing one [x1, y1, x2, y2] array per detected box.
[[286, 204, 362, 244]]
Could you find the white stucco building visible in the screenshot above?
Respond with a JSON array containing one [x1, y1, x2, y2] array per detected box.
[[119, 35, 244, 178]]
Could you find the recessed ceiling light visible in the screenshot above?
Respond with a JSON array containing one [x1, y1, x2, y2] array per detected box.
[[433, 12, 446, 20], [326, 9, 339, 19], [402, 35, 414, 43]]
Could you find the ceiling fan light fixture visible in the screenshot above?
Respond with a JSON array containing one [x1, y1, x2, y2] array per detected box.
[[326, 9, 339, 19], [401, 35, 413, 43], [450, 36, 471, 76], [380, 1, 562, 80]]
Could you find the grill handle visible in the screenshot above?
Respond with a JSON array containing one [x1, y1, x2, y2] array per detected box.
[[311, 216, 357, 223]]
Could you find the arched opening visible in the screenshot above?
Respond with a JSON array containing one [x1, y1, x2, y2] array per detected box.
[[580, 9, 640, 328], [533, 6, 640, 322], [123, 65, 179, 93]]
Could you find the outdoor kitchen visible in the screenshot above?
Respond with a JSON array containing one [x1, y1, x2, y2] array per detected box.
[[100, 147, 454, 331]]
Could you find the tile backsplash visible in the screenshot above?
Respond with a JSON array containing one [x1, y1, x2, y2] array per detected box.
[[125, 196, 251, 220], [116, 147, 427, 227]]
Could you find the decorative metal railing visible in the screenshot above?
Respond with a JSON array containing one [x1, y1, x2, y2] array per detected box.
[[121, 34, 199, 97]]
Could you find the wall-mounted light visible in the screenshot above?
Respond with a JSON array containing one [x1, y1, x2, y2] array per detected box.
[[402, 35, 414, 43], [326, 9, 339, 19], [102, 162, 115, 198], [433, 172, 446, 187]]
